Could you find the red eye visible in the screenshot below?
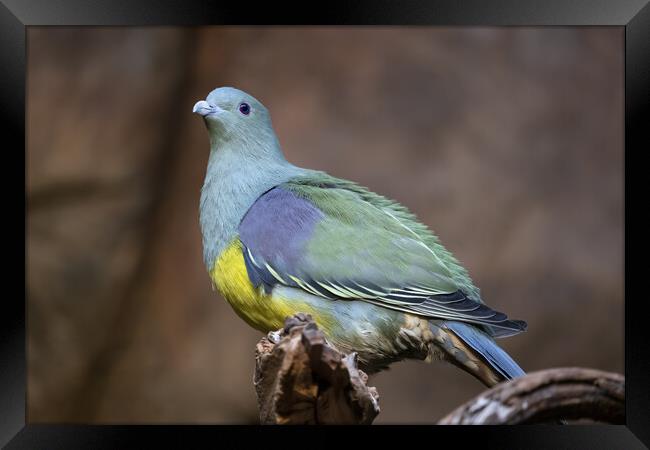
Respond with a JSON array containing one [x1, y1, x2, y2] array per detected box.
[[238, 102, 251, 115]]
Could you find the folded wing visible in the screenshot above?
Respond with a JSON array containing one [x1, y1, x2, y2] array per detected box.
[[238, 175, 526, 337]]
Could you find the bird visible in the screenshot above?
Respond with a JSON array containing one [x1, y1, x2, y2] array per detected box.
[[194, 86, 527, 387]]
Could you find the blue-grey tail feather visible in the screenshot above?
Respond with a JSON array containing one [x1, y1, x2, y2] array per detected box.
[[445, 321, 525, 380]]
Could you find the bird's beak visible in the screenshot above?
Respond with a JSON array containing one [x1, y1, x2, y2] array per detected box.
[[192, 100, 220, 117]]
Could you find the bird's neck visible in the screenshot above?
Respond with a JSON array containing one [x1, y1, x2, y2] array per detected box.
[[199, 139, 303, 271]]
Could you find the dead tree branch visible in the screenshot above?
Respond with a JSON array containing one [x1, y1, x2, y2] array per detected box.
[[253, 313, 380, 424], [253, 315, 624, 425], [438, 367, 625, 424]]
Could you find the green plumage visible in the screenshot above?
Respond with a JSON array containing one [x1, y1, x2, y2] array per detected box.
[[285, 171, 481, 301], [240, 171, 525, 339]]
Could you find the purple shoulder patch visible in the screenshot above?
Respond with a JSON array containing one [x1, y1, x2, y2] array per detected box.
[[238, 186, 323, 284]]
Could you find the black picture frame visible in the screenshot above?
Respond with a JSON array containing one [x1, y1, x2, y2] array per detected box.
[[4, 1, 648, 448]]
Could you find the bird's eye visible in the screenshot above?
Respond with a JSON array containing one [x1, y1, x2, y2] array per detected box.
[[238, 102, 251, 115]]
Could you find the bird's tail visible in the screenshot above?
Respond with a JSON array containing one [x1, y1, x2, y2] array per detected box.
[[430, 320, 525, 387]]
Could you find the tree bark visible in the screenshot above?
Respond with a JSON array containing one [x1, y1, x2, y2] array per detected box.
[[438, 367, 624, 424], [253, 313, 380, 425], [254, 316, 624, 425]]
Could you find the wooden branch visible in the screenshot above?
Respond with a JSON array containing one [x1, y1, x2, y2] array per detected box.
[[253, 313, 380, 424], [438, 367, 625, 425], [253, 316, 624, 425]]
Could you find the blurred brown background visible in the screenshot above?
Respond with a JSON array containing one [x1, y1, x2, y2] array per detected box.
[[26, 27, 623, 424]]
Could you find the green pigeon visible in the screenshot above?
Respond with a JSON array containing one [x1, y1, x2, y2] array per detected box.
[[194, 87, 526, 386]]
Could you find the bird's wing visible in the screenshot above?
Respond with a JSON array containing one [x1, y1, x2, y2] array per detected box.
[[238, 172, 526, 336]]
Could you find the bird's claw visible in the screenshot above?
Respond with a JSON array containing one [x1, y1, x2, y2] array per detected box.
[[267, 330, 281, 344]]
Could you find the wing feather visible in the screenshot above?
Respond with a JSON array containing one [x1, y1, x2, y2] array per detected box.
[[238, 175, 526, 337]]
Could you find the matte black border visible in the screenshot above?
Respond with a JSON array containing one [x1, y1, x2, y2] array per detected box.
[[5, 1, 648, 448]]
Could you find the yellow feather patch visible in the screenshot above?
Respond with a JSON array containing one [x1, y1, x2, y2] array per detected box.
[[210, 238, 335, 334]]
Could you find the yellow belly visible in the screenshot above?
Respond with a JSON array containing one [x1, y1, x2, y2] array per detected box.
[[210, 238, 334, 333]]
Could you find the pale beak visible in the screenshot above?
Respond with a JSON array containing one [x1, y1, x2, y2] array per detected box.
[[192, 100, 219, 117]]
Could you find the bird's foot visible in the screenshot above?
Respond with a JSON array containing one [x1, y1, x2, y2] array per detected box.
[[267, 330, 282, 344], [283, 312, 314, 333]]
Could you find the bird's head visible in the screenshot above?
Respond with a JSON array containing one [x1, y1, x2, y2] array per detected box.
[[193, 87, 278, 152]]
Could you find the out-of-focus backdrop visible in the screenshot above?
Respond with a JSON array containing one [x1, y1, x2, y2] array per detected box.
[[27, 27, 623, 424]]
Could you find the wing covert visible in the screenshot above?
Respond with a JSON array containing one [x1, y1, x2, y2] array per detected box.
[[238, 179, 526, 336]]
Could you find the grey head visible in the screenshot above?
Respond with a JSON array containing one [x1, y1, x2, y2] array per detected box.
[[194, 87, 306, 270], [193, 87, 282, 159]]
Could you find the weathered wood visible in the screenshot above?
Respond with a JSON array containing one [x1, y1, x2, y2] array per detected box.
[[254, 314, 625, 425], [254, 316, 624, 425], [438, 367, 625, 425], [253, 313, 380, 424]]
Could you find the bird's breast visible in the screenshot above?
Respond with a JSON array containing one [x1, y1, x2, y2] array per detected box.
[[210, 237, 336, 333]]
